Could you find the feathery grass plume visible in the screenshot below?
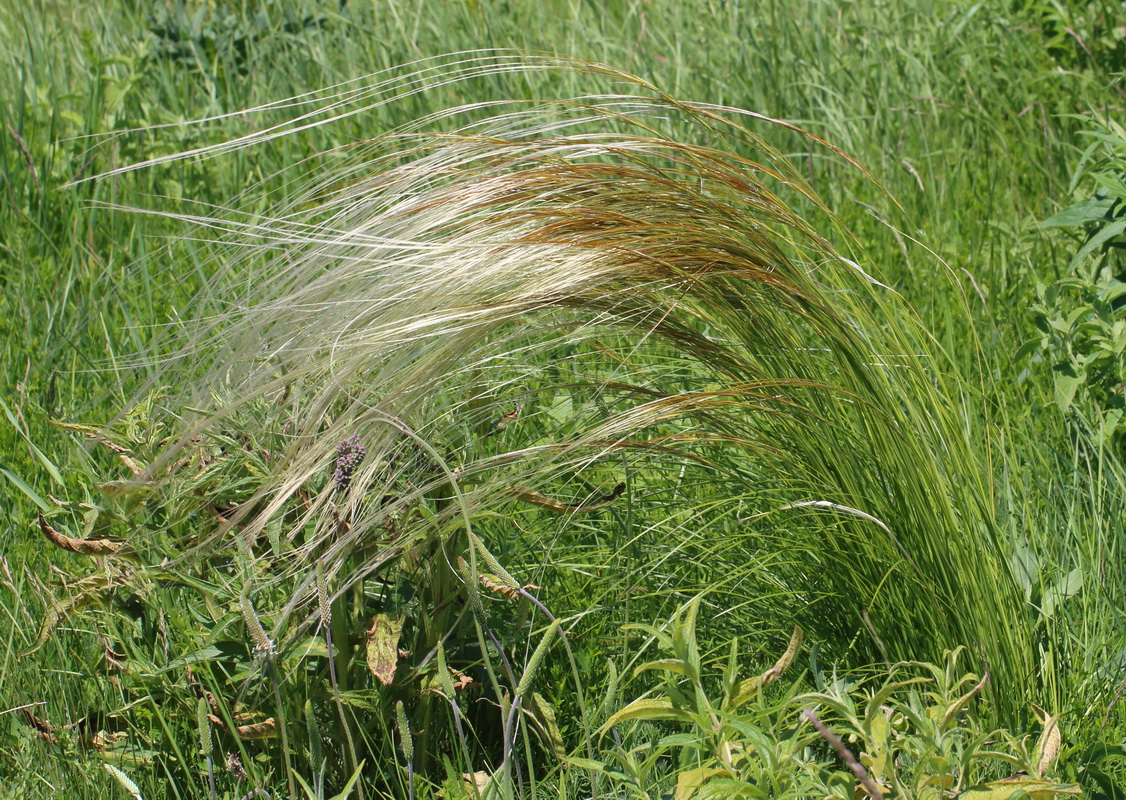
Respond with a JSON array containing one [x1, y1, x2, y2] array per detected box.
[[108, 54, 1031, 719]]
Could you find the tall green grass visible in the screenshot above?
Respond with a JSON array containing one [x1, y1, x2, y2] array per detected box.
[[3, 1, 1125, 798]]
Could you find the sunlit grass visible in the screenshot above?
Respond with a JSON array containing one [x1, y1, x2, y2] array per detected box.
[[2, 1, 1125, 798]]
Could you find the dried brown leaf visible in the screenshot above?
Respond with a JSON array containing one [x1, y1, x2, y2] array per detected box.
[[480, 573, 520, 599], [207, 714, 277, 740], [38, 514, 122, 556]]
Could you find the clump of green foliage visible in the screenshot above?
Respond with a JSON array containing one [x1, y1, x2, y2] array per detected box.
[[1028, 118, 1126, 446], [575, 599, 1088, 799]]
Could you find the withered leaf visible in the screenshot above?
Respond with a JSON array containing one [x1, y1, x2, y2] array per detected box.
[[38, 514, 122, 557], [206, 714, 277, 740], [365, 614, 405, 687]]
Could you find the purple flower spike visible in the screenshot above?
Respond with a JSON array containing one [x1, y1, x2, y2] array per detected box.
[[334, 435, 366, 491]]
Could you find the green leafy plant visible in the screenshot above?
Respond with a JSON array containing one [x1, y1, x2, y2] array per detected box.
[[1016, 0, 1126, 74], [1027, 117, 1126, 445], [5, 50, 1075, 797], [591, 599, 1082, 799]]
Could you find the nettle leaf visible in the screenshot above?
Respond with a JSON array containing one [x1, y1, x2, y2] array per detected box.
[[1100, 409, 1124, 446], [1111, 326, 1126, 357], [1065, 306, 1093, 330], [1041, 195, 1115, 228], [1011, 545, 1039, 599], [1103, 281, 1126, 303], [1014, 338, 1043, 362], [1047, 315, 1075, 334], [1041, 568, 1083, 619]]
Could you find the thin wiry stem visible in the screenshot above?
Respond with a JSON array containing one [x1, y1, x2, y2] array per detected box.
[[317, 560, 361, 800], [802, 708, 883, 800]]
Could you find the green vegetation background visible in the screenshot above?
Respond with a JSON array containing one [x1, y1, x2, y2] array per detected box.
[[3, 0, 1126, 798]]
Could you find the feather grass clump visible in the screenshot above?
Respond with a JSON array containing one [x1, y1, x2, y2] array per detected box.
[[97, 56, 1033, 733]]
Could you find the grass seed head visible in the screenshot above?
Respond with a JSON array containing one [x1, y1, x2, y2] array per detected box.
[[239, 596, 274, 658], [395, 701, 413, 761]]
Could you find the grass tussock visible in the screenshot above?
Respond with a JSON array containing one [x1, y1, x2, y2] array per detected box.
[[3, 3, 1126, 799], [24, 57, 1032, 794]]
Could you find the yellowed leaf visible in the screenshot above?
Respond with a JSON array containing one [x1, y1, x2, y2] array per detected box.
[[601, 698, 695, 733], [460, 770, 492, 797], [728, 626, 803, 710], [957, 777, 1082, 799], [674, 766, 728, 800], [365, 614, 404, 686], [1032, 705, 1062, 778]]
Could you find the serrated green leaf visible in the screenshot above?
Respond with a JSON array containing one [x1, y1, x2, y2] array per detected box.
[[1011, 544, 1039, 599], [1100, 409, 1124, 446], [1042, 201, 1109, 229], [1042, 568, 1083, 619], [1014, 338, 1043, 362]]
